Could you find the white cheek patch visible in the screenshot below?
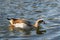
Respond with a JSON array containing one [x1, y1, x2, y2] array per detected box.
[[13, 23, 27, 28]]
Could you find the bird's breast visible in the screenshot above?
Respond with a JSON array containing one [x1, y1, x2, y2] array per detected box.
[[13, 23, 30, 29]]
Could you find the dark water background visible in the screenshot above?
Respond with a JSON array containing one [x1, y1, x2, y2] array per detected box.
[[0, 0, 60, 40]]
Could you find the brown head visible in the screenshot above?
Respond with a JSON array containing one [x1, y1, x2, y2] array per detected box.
[[33, 19, 45, 28]]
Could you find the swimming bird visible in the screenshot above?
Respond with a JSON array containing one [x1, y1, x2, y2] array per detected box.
[[7, 18, 46, 34]]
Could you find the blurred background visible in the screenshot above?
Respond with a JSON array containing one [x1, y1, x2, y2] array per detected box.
[[0, 0, 60, 40]]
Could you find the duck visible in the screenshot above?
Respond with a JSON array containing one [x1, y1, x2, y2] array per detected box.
[[7, 18, 46, 34]]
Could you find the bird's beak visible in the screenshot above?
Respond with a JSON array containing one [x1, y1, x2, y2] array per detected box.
[[42, 20, 46, 24]]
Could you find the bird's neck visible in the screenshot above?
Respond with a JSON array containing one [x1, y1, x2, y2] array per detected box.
[[34, 20, 40, 28]]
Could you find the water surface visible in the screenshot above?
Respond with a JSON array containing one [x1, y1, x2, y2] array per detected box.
[[0, 0, 60, 40]]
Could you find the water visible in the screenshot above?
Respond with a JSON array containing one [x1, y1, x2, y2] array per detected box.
[[0, 0, 60, 40]]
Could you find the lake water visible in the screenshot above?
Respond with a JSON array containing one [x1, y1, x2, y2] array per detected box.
[[0, 0, 60, 40]]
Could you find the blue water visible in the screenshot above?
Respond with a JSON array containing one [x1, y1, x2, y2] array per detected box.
[[0, 0, 60, 40]]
